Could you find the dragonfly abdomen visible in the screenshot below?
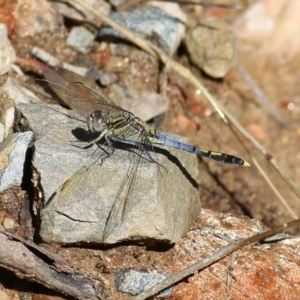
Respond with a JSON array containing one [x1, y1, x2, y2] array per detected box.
[[154, 131, 197, 152], [152, 131, 249, 167]]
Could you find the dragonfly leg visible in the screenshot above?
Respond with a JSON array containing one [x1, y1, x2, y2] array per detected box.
[[85, 128, 108, 148], [140, 143, 167, 175], [101, 135, 115, 162]]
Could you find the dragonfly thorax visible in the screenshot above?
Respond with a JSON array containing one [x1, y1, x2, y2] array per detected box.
[[87, 110, 107, 133]]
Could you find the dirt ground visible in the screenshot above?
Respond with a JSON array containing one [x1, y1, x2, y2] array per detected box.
[[1, 0, 300, 299]]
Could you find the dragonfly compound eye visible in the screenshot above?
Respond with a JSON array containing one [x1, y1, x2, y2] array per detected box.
[[87, 110, 105, 132]]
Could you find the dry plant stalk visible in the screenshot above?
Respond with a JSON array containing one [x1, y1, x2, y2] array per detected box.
[[64, 1, 300, 298], [69, 0, 300, 213]]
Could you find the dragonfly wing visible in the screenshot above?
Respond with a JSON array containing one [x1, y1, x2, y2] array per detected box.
[[39, 146, 118, 243], [102, 131, 160, 242], [44, 79, 126, 115], [72, 82, 127, 113]]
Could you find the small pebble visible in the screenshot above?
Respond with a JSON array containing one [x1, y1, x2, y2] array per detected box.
[[3, 217, 16, 229], [66, 26, 95, 51], [115, 269, 173, 297]]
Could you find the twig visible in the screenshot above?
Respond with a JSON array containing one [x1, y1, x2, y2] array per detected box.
[[237, 64, 297, 129], [131, 218, 300, 299], [0, 233, 101, 299], [71, 0, 300, 206], [248, 155, 298, 219], [0, 229, 67, 265], [148, 0, 242, 9]]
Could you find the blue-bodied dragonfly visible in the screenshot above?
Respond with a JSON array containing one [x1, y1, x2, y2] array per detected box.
[[44, 80, 249, 242]]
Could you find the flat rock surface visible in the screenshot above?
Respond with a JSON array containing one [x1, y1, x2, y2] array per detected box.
[[15, 103, 200, 244]]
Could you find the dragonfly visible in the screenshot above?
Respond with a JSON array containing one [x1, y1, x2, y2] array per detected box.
[[44, 79, 250, 242]]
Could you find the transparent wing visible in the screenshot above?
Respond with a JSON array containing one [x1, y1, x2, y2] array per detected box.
[[44, 123, 160, 243], [46, 145, 112, 207], [102, 130, 160, 242], [40, 144, 118, 244], [44, 80, 127, 115]]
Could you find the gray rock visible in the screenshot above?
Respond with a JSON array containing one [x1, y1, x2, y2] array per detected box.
[[98, 72, 119, 86], [99, 5, 186, 56], [15, 103, 200, 244], [66, 26, 95, 52], [184, 19, 238, 78], [108, 83, 169, 122], [0, 131, 34, 192], [115, 269, 173, 297]]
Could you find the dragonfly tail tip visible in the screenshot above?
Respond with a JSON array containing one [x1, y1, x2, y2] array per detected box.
[[243, 161, 251, 167]]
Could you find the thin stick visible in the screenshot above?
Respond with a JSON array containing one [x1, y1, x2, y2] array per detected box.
[[70, 0, 300, 203], [131, 218, 300, 300]]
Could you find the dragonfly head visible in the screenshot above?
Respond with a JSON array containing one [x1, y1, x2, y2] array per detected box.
[[87, 110, 106, 133]]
